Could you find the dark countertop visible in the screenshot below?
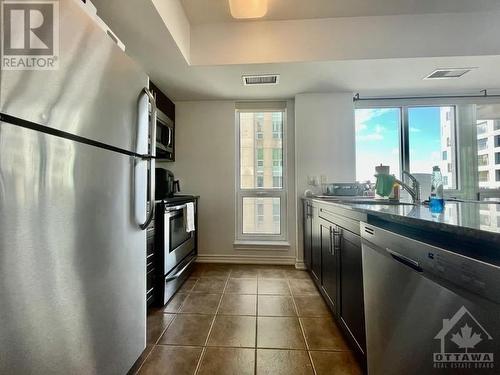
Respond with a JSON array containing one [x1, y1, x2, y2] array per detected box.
[[303, 197, 500, 262]]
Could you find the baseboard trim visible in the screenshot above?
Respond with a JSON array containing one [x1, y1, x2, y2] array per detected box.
[[294, 261, 307, 270], [196, 254, 296, 265]]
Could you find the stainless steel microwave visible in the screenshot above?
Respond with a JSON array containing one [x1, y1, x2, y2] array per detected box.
[[155, 108, 174, 160]]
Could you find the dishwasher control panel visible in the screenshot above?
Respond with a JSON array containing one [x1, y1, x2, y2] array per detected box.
[[361, 222, 500, 304]]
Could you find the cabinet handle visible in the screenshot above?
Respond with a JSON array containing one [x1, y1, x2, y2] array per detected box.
[[329, 227, 335, 255], [332, 227, 342, 252]]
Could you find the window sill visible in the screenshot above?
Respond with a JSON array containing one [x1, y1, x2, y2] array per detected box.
[[233, 240, 290, 251]]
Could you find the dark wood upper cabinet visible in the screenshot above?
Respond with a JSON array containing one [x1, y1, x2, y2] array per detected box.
[[149, 81, 175, 121]]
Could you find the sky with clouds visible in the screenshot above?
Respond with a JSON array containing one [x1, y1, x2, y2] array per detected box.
[[355, 107, 444, 182]]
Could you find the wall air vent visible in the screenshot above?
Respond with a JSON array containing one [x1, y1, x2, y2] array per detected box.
[[242, 74, 280, 86], [424, 68, 475, 80]]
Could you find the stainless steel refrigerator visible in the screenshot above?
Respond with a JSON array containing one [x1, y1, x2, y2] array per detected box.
[[0, 0, 156, 373]]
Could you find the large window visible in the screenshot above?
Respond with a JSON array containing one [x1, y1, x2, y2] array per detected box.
[[355, 106, 457, 189], [408, 106, 456, 189], [237, 110, 286, 241], [355, 108, 401, 181], [476, 104, 500, 190]]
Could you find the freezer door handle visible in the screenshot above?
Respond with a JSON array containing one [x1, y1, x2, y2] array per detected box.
[[140, 87, 156, 230]]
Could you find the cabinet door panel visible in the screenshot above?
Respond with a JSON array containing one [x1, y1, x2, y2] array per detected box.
[[320, 219, 337, 309], [311, 207, 321, 282], [303, 202, 312, 270], [339, 229, 366, 352]]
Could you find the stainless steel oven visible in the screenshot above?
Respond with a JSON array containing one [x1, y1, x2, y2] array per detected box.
[[163, 202, 195, 275], [156, 197, 197, 305]]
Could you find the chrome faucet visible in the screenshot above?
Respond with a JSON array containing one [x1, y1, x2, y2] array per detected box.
[[395, 171, 420, 204]]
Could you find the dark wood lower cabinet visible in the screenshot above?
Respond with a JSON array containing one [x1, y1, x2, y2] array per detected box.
[[339, 228, 366, 354], [311, 207, 322, 283], [303, 201, 312, 270], [319, 217, 337, 309], [303, 199, 366, 368]]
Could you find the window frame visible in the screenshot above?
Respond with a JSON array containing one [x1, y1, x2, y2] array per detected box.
[[235, 108, 288, 242], [355, 104, 459, 191]]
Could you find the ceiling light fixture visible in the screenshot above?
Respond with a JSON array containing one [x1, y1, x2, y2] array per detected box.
[[229, 0, 268, 19]]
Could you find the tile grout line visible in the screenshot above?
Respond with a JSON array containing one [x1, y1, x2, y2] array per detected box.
[[135, 277, 195, 374], [157, 343, 320, 351], [139, 276, 202, 374], [193, 347, 206, 375], [194, 269, 232, 375], [287, 276, 318, 375], [135, 308, 179, 375], [172, 277, 198, 314]]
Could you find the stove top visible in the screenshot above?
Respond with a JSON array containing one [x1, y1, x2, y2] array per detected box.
[[156, 194, 198, 205]]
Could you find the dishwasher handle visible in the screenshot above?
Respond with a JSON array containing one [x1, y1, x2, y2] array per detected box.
[[386, 247, 423, 273]]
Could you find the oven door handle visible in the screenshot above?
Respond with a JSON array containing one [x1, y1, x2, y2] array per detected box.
[[165, 204, 187, 213], [164, 257, 196, 282]]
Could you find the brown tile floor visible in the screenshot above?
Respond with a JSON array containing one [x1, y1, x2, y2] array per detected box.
[[130, 264, 363, 375]]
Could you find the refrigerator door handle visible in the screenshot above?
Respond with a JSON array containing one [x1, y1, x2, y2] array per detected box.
[[143, 87, 157, 158], [140, 87, 157, 230]]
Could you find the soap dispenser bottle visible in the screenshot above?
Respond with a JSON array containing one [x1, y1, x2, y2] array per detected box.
[[429, 166, 444, 212]]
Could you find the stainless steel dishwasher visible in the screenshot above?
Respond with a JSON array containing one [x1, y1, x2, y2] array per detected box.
[[361, 222, 500, 375]]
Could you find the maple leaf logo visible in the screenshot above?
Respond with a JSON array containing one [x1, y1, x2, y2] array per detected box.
[[451, 324, 483, 353]]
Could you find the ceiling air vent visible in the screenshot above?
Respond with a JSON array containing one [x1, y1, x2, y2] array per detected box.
[[424, 68, 475, 80], [242, 74, 280, 86]]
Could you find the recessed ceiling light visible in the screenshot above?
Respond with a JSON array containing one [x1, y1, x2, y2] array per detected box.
[[229, 0, 268, 19], [424, 68, 476, 80], [242, 74, 280, 86]]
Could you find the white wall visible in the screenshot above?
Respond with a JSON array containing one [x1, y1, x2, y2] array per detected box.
[[190, 11, 500, 65], [163, 100, 297, 264], [294, 93, 355, 265], [151, 0, 191, 63], [165, 95, 354, 266]]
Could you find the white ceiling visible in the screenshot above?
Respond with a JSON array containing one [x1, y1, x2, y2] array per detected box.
[[181, 0, 500, 25], [93, 0, 500, 101]]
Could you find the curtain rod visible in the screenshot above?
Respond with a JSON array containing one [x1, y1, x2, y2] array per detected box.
[[353, 90, 500, 102]]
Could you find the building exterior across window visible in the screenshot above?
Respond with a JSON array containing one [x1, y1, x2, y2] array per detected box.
[[476, 105, 500, 190], [237, 109, 286, 241]]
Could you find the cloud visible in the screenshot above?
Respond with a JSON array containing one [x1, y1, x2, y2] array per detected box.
[[409, 127, 421, 133], [356, 122, 367, 133], [357, 123, 385, 141], [355, 108, 394, 133], [358, 133, 383, 141]]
